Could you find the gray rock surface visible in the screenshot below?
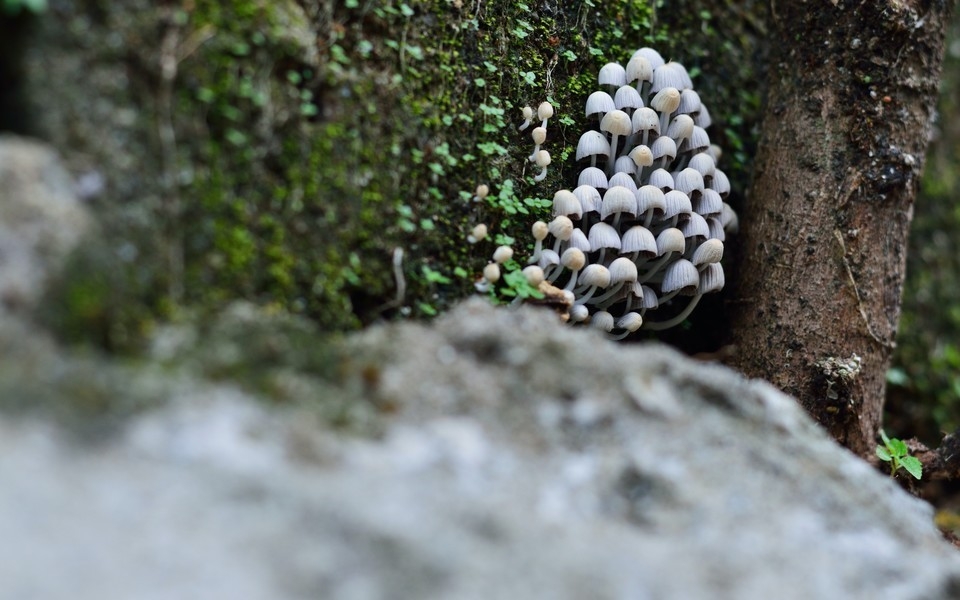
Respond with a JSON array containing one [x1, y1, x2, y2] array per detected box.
[[2, 299, 960, 599], [0, 136, 90, 315]]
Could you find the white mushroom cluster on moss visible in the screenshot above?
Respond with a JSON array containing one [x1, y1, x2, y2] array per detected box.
[[522, 48, 738, 338]]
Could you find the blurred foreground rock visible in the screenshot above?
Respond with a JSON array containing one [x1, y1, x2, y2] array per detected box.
[[2, 297, 960, 599]]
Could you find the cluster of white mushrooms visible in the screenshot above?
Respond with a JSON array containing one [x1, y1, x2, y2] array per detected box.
[[514, 48, 738, 338]]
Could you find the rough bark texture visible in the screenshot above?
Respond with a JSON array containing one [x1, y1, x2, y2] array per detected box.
[[729, 0, 952, 457]]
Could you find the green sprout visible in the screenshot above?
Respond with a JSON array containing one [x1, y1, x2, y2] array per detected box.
[[876, 430, 922, 480]]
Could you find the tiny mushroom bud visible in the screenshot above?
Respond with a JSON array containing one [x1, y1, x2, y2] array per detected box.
[[473, 184, 489, 203], [537, 101, 554, 129], [518, 105, 534, 131], [467, 223, 488, 244], [691, 238, 724, 268], [522, 265, 545, 287], [560, 247, 587, 292], [533, 150, 552, 182], [493, 245, 514, 264], [570, 303, 590, 323], [609, 311, 643, 340], [483, 262, 501, 283], [529, 126, 548, 162], [574, 263, 611, 305], [529, 219, 549, 265]]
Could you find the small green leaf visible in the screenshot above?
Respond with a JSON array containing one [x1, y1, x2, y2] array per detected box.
[[889, 438, 909, 457], [876, 446, 892, 462], [879, 429, 891, 446], [900, 456, 923, 480]]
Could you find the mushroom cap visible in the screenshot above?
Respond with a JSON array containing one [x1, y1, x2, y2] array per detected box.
[[568, 228, 591, 252], [626, 55, 653, 85], [631, 47, 665, 70], [552, 189, 582, 219], [573, 184, 603, 214], [578, 167, 609, 190], [534, 150, 552, 168], [656, 227, 686, 255], [636, 283, 659, 309], [522, 265, 545, 286], [531, 126, 547, 145], [538, 248, 560, 269], [532, 220, 549, 241], [614, 85, 644, 112], [493, 245, 514, 264], [636, 185, 667, 214], [600, 109, 633, 138], [650, 87, 681, 115], [691, 238, 724, 266], [483, 262, 501, 283], [695, 104, 712, 129], [521, 106, 534, 120], [608, 256, 639, 283], [576, 130, 612, 161], [663, 190, 693, 219], [678, 89, 701, 115], [675, 168, 705, 196], [590, 310, 616, 332], [629, 145, 654, 168], [680, 212, 710, 239], [570, 303, 590, 323], [699, 263, 725, 293], [601, 186, 638, 220], [661, 259, 699, 295], [613, 156, 638, 176], [598, 62, 627, 88], [685, 126, 710, 153], [706, 143, 722, 163], [648, 168, 674, 191], [579, 263, 612, 288], [632, 107, 660, 136], [711, 169, 731, 197], [585, 91, 616, 118], [620, 225, 657, 257], [617, 311, 644, 332], [468, 223, 488, 243], [475, 184, 489, 199], [609, 172, 638, 193], [588, 222, 622, 251], [651, 136, 678, 164], [695, 188, 723, 216], [688, 152, 716, 178], [560, 246, 587, 271], [548, 215, 574, 240], [653, 62, 692, 92], [537, 101, 554, 121], [706, 216, 726, 241], [666, 114, 695, 143]]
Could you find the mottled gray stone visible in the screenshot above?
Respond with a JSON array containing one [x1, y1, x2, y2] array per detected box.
[[2, 299, 959, 599]]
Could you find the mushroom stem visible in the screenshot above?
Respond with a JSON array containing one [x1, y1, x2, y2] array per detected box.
[[642, 294, 702, 330]]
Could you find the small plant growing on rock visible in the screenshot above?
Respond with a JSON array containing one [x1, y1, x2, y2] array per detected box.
[[876, 430, 922, 480]]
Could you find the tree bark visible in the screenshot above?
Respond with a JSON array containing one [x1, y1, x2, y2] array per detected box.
[[729, 0, 952, 457]]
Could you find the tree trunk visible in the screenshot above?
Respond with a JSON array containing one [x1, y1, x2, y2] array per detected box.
[[729, 0, 952, 457]]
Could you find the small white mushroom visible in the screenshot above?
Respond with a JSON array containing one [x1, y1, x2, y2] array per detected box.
[[472, 184, 489, 203], [600, 185, 638, 228], [529, 126, 548, 162], [467, 223, 488, 244], [598, 62, 627, 91], [614, 85, 644, 114], [576, 130, 612, 169], [691, 238, 724, 267], [574, 263, 611, 305], [650, 87, 681, 133], [590, 310, 616, 332], [493, 245, 514, 264], [585, 91, 616, 128], [600, 109, 633, 176], [533, 150, 552, 182], [522, 265, 545, 287], [609, 311, 643, 340], [537, 101, 554, 129], [518, 105, 534, 131], [592, 256, 639, 306], [529, 220, 549, 265], [559, 247, 587, 292], [651, 135, 678, 170], [578, 166, 609, 190], [552, 189, 582, 220]]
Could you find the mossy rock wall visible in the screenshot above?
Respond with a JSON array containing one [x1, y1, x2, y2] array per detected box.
[[14, 0, 764, 348]]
